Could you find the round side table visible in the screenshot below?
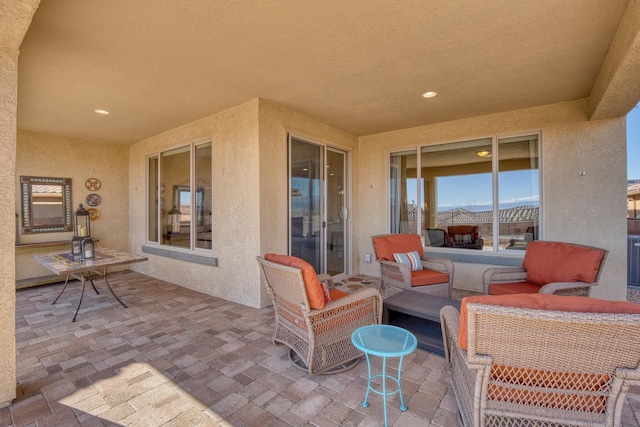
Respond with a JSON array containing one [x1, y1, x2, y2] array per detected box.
[[351, 324, 417, 427]]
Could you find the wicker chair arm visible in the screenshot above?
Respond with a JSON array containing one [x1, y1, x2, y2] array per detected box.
[[310, 286, 383, 318], [421, 257, 454, 276], [538, 281, 595, 296], [615, 367, 640, 384], [379, 260, 412, 290], [482, 267, 527, 293]]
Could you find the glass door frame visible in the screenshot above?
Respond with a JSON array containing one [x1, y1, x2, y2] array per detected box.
[[287, 134, 351, 279]]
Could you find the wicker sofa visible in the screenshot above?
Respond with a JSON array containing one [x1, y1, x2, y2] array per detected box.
[[440, 294, 640, 427]]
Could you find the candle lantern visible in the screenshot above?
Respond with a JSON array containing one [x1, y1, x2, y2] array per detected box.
[[81, 237, 95, 259], [73, 204, 91, 238], [168, 206, 181, 233], [71, 235, 83, 256]]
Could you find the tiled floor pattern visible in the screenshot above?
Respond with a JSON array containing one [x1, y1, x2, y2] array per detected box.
[[3, 271, 640, 426]]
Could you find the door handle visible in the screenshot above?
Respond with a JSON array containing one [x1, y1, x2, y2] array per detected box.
[[340, 208, 347, 219]]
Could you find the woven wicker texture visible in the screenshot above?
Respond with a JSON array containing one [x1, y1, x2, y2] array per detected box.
[[257, 256, 383, 375], [371, 234, 454, 298], [440, 303, 640, 427], [483, 241, 608, 297]]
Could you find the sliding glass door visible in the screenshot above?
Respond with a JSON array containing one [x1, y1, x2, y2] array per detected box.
[[289, 135, 349, 277]]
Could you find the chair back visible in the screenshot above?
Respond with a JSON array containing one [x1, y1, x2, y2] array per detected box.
[[257, 256, 311, 311], [371, 233, 423, 260], [522, 241, 607, 285]]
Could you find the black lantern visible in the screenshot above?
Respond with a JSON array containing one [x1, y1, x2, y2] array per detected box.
[[168, 206, 181, 233], [73, 204, 91, 238], [71, 235, 83, 257], [81, 237, 95, 259]]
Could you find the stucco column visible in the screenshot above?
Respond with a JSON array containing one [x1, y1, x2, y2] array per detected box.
[[0, 45, 18, 407]]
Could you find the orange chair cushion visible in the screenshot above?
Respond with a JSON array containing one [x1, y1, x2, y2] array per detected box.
[[522, 241, 605, 285], [264, 253, 326, 310], [411, 269, 450, 287], [372, 234, 423, 261], [458, 293, 640, 351], [488, 281, 542, 295], [329, 289, 349, 301]]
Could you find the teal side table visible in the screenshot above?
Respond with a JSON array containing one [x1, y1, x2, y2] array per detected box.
[[351, 324, 417, 427]]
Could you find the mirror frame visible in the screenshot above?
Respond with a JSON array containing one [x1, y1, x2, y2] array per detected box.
[[20, 176, 73, 234]]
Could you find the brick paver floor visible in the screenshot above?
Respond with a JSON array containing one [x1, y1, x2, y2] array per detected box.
[[4, 271, 640, 426]]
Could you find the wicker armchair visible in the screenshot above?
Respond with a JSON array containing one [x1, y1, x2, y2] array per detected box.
[[257, 255, 383, 375], [440, 294, 640, 427], [372, 233, 454, 297], [483, 240, 607, 296]]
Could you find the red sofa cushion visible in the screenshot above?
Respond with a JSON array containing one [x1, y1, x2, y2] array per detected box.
[[372, 234, 423, 261], [264, 253, 326, 310], [522, 241, 605, 285], [488, 281, 542, 295]]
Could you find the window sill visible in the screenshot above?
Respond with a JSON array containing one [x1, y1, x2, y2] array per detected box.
[[424, 247, 523, 267], [142, 245, 218, 266]]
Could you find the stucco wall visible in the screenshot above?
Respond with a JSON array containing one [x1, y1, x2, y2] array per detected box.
[[258, 99, 359, 278], [0, 45, 18, 407], [15, 130, 130, 281], [128, 100, 263, 307], [128, 98, 358, 309], [357, 99, 628, 301]]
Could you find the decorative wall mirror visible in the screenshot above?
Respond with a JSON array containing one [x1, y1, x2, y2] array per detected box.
[[20, 176, 73, 233]]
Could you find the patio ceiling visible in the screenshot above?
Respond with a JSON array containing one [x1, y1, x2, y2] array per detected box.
[[13, 0, 640, 143]]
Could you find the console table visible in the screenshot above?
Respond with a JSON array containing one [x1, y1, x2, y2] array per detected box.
[[32, 247, 147, 322]]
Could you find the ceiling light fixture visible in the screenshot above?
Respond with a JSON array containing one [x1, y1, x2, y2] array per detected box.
[[476, 150, 491, 157], [94, 109, 110, 115], [422, 91, 437, 98]]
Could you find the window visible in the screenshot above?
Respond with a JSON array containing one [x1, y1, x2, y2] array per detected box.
[[147, 140, 212, 251], [390, 133, 539, 252]]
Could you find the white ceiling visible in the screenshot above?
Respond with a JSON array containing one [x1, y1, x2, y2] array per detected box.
[[15, 0, 637, 143]]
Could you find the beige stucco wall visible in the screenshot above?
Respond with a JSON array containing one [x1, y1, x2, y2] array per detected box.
[[357, 99, 628, 301], [0, 45, 18, 407], [15, 130, 130, 281], [128, 98, 358, 309]]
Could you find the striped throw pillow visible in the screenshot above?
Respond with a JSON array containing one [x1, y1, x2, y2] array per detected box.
[[393, 251, 423, 271]]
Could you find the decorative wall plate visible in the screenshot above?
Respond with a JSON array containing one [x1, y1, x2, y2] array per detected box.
[[86, 193, 101, 207], [85, 178, 101, 191], [87, 208, 100, 221]]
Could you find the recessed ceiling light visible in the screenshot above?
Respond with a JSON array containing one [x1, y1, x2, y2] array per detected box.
[[94, 109, 110, 115], [476, 150, 491, 157], [422, 91, 437, 98]]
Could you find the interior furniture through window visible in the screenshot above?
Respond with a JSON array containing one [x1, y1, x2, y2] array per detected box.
[[389, 133, 540, 252]]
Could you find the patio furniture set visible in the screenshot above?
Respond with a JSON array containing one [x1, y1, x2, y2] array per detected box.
[[258, 235, 640, 427]]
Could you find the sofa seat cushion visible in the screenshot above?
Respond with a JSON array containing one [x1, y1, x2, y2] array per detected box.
[[373, 234, 423, 261], [329, 289, 349, 301], [522, 241, 605, 285], [458, 293, 640, 351], [411, 268, 449, 287], [488, 281, 542, 295], [264, 253, 326, 310]]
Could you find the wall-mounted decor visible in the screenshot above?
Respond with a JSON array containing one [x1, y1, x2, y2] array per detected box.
[[21, 176, 73, 234], [85, 178, 101, 191], [86, 193, 101, 207], [87, 208, 100, 221]]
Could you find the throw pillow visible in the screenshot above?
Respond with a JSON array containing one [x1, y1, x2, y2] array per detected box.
[[319, 281, 331, 304], [393, 251, 423, 271]]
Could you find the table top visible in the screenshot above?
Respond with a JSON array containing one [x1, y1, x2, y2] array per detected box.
[[384, 290, 461, 322], [32, 247, 148, 275], [351, 325, 417, 357]]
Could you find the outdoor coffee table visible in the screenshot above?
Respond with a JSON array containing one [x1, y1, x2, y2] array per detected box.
[[351, 324, 417, 427], [33, 247, 147, 322], [383, 290, 461, 356]]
